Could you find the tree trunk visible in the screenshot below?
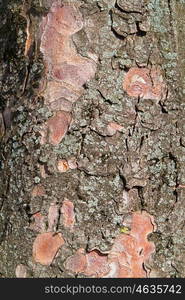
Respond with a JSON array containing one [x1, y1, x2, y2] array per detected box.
[[0, 0, 185, 278]]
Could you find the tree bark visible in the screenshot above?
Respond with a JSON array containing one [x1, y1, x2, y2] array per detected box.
[[0, 0, 185, 278]]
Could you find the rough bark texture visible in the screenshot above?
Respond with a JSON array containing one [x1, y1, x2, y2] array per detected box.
[[0, 0, 185, 277]]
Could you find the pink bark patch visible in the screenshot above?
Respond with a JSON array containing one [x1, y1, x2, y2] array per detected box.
[[123, 67, 166, 100], [47, 111, 72, 145], [107, 122, 123, 136], [29, 212, 46, 233], [48, 203, 60, 231], [40, 3, 96, 85], [39, 2, 97, 126], [131, 211, 157, 253], [60, 199, 75, 230], [15, 264, 28, 278], [65, 249, 109, 277], [39, 164, 48, 179], [32, 232, 64, 265], [67, 157, 78, 170], [65, 248, 87, 274], [84, 250, 110, 278], [41, 29, 73, 67], [31, 184, 46, 197], [57, 159, 69, 173], [105, 211, 156, 278], [52, 59, 96, 87], [44, 80, 83, 105], [49, 4, 83, 36], [64, 211, 156, 278]]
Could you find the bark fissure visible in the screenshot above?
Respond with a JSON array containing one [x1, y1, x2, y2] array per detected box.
[[0, 0, 185, 278]]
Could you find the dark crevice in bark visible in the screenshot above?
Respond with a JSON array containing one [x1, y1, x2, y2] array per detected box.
[[168, 152, 179, 204], [158, 101, 168, 114], [137, 186, 146, 210], [0, 0, 185, 278], [110, 26, 127, 41], [118, 169, 127, 189], [135, 21, 147, 37], [97, 89, 114, 105], [109, 9, 126, 40], [167, 0, 173, 35]]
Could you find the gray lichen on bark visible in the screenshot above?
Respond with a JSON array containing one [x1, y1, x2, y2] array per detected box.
[[0, 0, 185, 277]]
